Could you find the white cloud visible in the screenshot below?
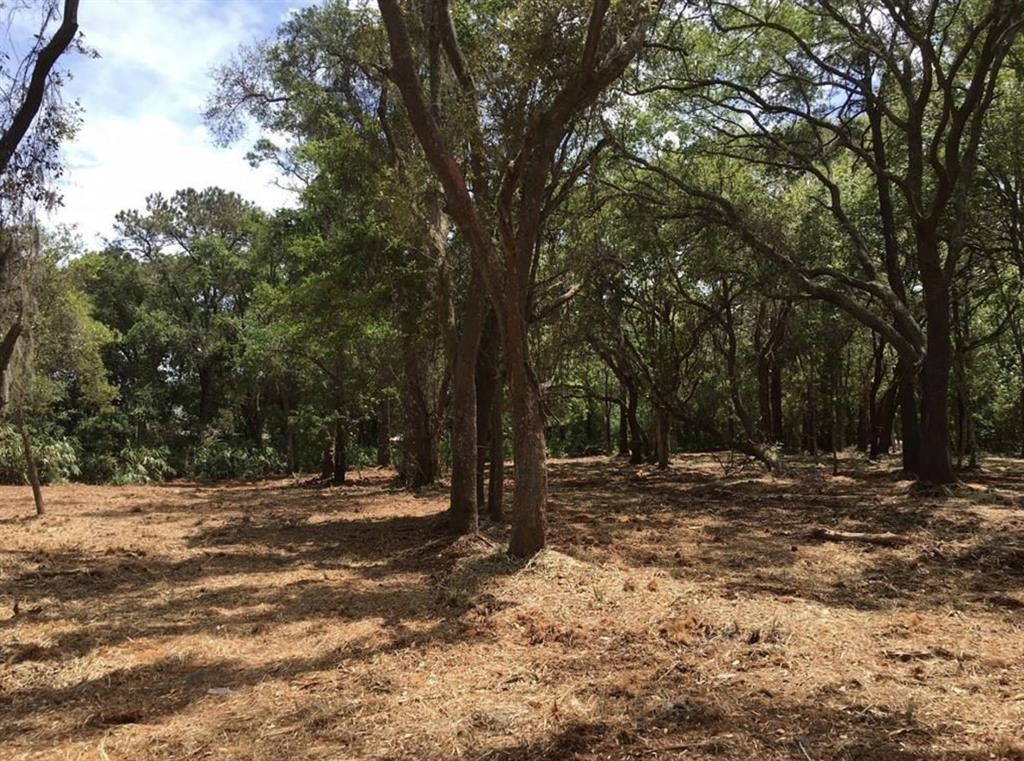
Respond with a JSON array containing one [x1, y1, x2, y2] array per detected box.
[[46, 0, 308, 245]]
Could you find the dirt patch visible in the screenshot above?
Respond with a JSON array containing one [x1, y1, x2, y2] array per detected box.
[[1, 454, 1022, 759]]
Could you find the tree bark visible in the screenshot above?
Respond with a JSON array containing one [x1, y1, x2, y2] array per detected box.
[[376, 398, 391, 467], [770, 362, 784, 443], [476, 314, 498, 508], [915, 229, 955, 484], [402, 340, 437, 488], [654, 406, 670, 470], [625, 382, 646, 464], [15, 406, 43, 516], [487, 371, 505, 522], [0, 321, 22, 415], [896, 357, 921, 475], [504, 311, 546, 557], [449, 272, 488, 533], [320, 440, 334, 482], [333, 418, 347, 484]]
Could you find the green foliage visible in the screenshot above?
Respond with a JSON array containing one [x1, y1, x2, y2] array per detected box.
[[0, 424, 79, 485], [189, 435, 285, 481]]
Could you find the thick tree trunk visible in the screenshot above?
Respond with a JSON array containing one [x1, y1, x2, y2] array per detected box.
[[449, 277, 487, 534], [918, 346, 955, 483], [503, 313, 546, 558], [916, 231, 955, 484]]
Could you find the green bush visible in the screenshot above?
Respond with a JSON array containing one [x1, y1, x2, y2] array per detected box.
[[0, 423, 80, 484], [190, 435, 285, 480], [81, 444, 175, 485]]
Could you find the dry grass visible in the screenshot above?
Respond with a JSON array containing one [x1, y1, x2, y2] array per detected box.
[[1, 453, 1023, 760]]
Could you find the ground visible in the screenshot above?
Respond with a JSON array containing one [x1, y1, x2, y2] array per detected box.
[[1, 454, 1023, 761]]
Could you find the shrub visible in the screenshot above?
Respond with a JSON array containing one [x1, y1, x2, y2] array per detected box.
[[0, 423, 80, 484], [190, 435, 285, 480]]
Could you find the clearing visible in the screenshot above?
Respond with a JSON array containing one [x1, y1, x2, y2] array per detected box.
[[1, 455, 1023, 760]]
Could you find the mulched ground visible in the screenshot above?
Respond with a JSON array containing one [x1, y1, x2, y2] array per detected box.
[[1, 453, 1022, 760]]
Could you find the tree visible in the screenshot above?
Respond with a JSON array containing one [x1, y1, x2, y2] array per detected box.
[[623, 0, 1024, 483], [0, 0, 82, 416], [378, 0, 651, 555]]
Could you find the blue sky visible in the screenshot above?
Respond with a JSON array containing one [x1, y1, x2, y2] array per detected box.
[[43, 0, 312, 244]]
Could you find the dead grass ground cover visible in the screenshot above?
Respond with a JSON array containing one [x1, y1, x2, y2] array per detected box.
[[1, 453, 1022, 760]]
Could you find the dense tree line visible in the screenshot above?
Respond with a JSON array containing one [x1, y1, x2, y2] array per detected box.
[[3, 0, 1024, 556]]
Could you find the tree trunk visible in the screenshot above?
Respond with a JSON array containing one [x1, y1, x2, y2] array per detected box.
[[896, 357, 921, 475], [333, 418, 347, 484], [617, 383, 630, 456], [770, 362, 784, 443], [503, 310, 546, 558], [402, 342, 436, 488], [488, 373, 505, 522], [198, 364, 215, 429], [320, 438, 334, 481], [376, 398, 391, 467], [281, 388, 297, 473], [625, 383, 645, 464], [16, 406, 43, 516], [0, 321, 21, 415], [654, 406, 670, 470], [476, 314, 498, 509], [757, 351, 771, 440], [449, 275, 487, 534], [916, 231, 955, 484], [603, 372, 612, 454]]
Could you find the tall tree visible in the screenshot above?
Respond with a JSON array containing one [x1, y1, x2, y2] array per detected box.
[[378, 0, 651, 555]]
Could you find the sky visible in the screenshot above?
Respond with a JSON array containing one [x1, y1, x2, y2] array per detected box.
[[37, 0, 311, 245]]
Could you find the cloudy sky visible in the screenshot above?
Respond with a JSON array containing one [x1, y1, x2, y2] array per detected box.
[[43, 0, 311, 244]]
